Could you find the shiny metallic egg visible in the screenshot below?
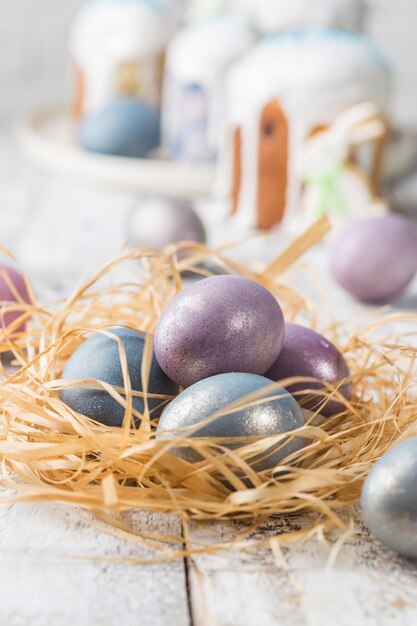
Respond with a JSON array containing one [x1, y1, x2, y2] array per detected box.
[[154, 275, 286, 388], [156, 372, 306, 471], [361, 437, 417, 557], [265, 323, 352, 417], [60, 327, 179, 427]]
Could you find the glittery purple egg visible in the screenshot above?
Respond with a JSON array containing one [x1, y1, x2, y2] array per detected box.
[[331, 214, 417, 303], [154, 275, 285, 387], [265, 323, 351, 417], [0, 263, 31, 332]]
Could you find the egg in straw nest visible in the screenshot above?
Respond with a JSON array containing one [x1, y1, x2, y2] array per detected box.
[[0, 218, 416, 559]]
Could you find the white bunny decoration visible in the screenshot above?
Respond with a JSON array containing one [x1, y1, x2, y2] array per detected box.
[[300, 101, 388, 233]]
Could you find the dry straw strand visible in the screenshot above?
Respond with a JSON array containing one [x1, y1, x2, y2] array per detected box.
[[0, 219, 416, 558]]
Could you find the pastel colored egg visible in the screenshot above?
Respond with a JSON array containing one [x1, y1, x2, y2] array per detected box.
[[265, 323, 351, 417], [361, 437, 417, 557], [156, 372, 306, 471], [128, 197, 206, 250], [0, 263, 31, 332], [331, 214, 417, 303], [80, 97, 160, 158], [60, 327, 179, 427], [154, 275, 286, 387]]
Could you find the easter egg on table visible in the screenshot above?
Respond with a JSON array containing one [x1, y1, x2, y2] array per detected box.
[[60, 327, 179, 427], [265, 323, 351, 417], [128, 197, 206, 250], [0, 263, 31, 333], [361, 437, 417, 557], [154, 275, 286, 388], [157, 372, 306, 471], [331, 214, 417, 303], [80, 98, 160, 158]]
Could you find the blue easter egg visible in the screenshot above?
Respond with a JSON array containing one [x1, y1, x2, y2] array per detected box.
[[361, 437, 417, 557], [156, 372, 306, 471], [80, 98, 160, 158], [60, 327, 179, 427]]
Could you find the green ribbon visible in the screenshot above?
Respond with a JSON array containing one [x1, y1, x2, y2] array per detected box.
[[305, 163, 347, 219]]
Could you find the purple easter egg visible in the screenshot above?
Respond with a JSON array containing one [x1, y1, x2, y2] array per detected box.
[[331, 214, 417, 303], [154, 275, 285, 387], [0, 263, 31, 332], [265, 323, 351, 417]]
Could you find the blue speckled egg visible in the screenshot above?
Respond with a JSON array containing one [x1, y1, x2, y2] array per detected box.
[[361, 437, 417, 557], [80, 98, 160, 158], [156, 372, 306, 471], [60, 327, 179, 427]]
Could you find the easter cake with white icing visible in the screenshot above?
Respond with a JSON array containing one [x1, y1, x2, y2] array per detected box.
[[224, 30, 390, 231]]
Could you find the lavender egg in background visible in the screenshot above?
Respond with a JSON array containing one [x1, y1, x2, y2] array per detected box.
[[128, 197, 206, 252], [0, 262, 31, 331], [60, 327, 179, 428], [154, 275, 286, 388], [80, 97, 160, 159], [265, 323, 352, 417], [361, 437, 417, 558], [156, 372, 306, 472], [331, 214, 417, 303]]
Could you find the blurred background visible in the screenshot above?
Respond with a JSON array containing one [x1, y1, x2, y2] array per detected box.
[[0, 0, 416, 306], [1, 0, 417, 127]]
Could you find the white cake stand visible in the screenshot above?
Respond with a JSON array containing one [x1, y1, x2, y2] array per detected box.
[[16, 107, 417, 196], [16, 108, 216, 198]]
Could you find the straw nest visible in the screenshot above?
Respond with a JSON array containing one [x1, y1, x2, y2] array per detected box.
[[0, 218, 416, 555]]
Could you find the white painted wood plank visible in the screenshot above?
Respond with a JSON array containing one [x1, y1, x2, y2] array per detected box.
[[185, 516, 417, 626], [2, 121, 417, 626], [0, 132, 190, 626], [0, 501, 190, 626]]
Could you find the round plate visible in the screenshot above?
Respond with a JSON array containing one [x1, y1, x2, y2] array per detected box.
[[16, 108, 216, 198], [16, 108, 417, 196]]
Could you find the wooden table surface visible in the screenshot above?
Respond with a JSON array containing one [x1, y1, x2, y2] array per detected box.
[[1, 127, 417, 626]]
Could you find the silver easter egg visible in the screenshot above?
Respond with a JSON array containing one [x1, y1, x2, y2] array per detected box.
[[128, 197, 206, 251], [156, 372, 306, 471], [361, 437, 417, 557]]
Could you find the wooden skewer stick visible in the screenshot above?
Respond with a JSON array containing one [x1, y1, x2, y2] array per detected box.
[[261, 215, 331, 282]]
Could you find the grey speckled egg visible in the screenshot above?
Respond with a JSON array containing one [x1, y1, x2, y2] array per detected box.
[[265, 323, 351, 417], [156, 372, 306, 471], [361, 437, 417, 557], [128, 197, 206, 250], [331, 214, 417, 303], [80, 97, 160, 158], [154, 275, 286, 387], [60, 327, 179, 427]]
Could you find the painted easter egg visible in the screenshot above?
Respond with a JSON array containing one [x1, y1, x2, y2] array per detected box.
[[128, 197, 206, 250], [361, 437, 417, 557], [331, 214, 417, 303], [60, 327, 179, 427], [157, 372, 306, 471], [154, 275, 286, 387], [265, 323, 351, 417], [80, 97, 160, 158], [0, 263, 31, 333]]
